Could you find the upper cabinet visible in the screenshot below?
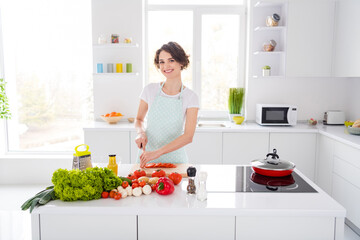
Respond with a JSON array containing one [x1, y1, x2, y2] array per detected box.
[[333, 0, 360, 77], [286, 0, 335, 77], [248, 0, 288, 79]]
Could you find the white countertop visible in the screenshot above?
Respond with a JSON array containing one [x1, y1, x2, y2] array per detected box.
[[33, 164, 345, 218], [84, 121, 360, 150]]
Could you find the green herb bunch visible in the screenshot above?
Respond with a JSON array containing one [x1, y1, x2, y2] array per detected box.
[[0, 78, 11, 119], [228, 88, 245, 114]]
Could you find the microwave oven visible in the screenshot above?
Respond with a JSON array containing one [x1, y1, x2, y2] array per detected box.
[[256, 104, 297, 126]]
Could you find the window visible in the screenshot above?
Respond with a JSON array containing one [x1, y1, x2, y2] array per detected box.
[[0, 0, 93, 153], [147, 3, 246, 115]]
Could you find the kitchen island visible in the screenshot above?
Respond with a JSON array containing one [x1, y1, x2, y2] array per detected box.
[[31, 164, 345, 240]]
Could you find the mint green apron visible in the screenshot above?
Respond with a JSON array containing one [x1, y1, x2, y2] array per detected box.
[[137, 82, 188, 164]]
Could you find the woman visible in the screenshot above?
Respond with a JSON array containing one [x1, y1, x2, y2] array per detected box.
[[135, 42, 199, 168]]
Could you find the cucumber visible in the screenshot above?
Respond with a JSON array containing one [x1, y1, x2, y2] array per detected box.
[[119, 177, 132, 185]]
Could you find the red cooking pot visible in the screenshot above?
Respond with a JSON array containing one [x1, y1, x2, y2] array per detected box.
[[251, 149, 295, 177]]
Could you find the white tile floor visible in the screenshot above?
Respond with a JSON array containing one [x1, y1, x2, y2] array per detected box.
[[0, 185, 359, 240]]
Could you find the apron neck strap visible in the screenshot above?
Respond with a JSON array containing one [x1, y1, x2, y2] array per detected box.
[[158, 82, 184, 100]]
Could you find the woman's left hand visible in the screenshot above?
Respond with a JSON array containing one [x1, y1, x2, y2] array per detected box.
[[140, 150, 161, 168]]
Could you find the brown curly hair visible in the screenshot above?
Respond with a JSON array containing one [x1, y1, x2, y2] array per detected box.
[[154, 42, 190, 70]]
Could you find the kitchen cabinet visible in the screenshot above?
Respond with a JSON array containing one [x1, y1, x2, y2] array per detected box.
[[186, 132, 222, 164], [39, 214, 137, 240], [138, 216, 235, 240], [315, 134, 335, 195], [269, 133, 317, 180], [333, 0, 360, 77], [249, 0, 288, 78], [286, 0, 335, 77], [223, 132, 269, 164], [236, 216, 335, 240], [84, 131, 131, 163], [332, 141, 360, 230]]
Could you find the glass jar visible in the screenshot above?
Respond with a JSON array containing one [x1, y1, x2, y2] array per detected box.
[[107, 154, 118, 176], [266, 13, 280, 27], [263, 39, 277, 52]]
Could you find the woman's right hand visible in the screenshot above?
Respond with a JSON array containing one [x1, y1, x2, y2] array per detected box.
[[135, 132, 147, 150]]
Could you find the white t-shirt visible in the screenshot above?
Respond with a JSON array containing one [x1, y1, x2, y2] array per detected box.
[[140, 82, 199, 120]]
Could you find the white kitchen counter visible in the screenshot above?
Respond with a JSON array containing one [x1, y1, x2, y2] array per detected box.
[[84, 121, 360, 150], [32, 164, 345, 217], [31, 164, 346, 240]]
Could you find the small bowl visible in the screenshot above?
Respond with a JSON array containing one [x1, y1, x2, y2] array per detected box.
[[101, 115, 123, 124], [127, 118, 135, 123], [344, 121, 354, 127], [233, 116, 244, 125], [348, 126, 360, 135]]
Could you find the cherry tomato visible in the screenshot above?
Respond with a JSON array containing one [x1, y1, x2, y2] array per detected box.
[[109, 190, 117, 198], [151, 184, 156, 191], [114, 192, 122, 200], [127, 174, 137, 180], [122, 181, 129, 188], [132, 179, 139, 184], [101, 191, 109, 198], [132, 183, 139, 189], [139, 180, 146, 187]]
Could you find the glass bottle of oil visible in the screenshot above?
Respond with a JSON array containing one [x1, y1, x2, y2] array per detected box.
[[107, 154, 118, 176]]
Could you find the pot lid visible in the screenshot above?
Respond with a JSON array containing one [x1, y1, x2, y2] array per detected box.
[[251, 149, 295, 171]]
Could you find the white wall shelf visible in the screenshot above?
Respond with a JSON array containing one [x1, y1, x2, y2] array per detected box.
[[93, 43, 139, 48], [254, 26, 285, 31], [249, 0, 288, 78], [93, 73, 139, 76]]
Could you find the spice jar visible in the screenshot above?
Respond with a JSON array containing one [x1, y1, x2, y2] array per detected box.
[[266, 13, 280, 27], [263, 39, 277, 52], [187, 166, 197, 194], [196, 171, 208, 201]]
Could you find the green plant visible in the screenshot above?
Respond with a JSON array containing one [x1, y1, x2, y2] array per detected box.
[[228, 88, 245, 114], [263, 65, 271, 70], [0, 78, 11, 119]]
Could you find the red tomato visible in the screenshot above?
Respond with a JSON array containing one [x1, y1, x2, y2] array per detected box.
[[139, 180, 146, 187], [152, 169, 166, 178], [168, 172, 182, 185], [114, 192, 122, 200], [132, 183, 139, 189], [133, 169, 146, 179], [109, 190, 116, 198], [101, 191, 109, 198], [132, 179, 139, 184], [151, 184, 156, 191], [127, 174, 137, 180], [122, 181, 129, 188]]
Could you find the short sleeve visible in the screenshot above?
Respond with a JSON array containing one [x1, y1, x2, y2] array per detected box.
[[187, 92, 200, 109], [139, 84, 151, 103]]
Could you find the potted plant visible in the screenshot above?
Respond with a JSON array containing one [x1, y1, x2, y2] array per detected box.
[[228, 88, 245, 122], [0, 78, 11, 119], [262, 65, 271, 77]]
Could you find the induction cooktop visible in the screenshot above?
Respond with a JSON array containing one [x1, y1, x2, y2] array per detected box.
[[206, 166, 317, 193]]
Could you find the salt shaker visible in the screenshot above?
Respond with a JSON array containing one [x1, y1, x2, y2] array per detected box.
[[187, 166, 197, 194], [197, 171, 208, 201]]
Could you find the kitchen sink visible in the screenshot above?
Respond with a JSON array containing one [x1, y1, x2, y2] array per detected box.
[[197, 122, 227, 128]]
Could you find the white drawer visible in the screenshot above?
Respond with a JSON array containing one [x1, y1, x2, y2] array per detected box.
[[332, 173, 360, 227], [333, 156, 360, 189], [334, 141, 360, 169]]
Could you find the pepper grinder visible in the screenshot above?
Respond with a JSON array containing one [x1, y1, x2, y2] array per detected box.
[[187, 166, 197, 194], [197, 171, 207, 201]]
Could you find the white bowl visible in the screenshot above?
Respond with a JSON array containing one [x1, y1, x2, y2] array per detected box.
[[348, 127, 360, 135]]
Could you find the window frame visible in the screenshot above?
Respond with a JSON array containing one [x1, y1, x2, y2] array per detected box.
[[145, 3, 247, 119]]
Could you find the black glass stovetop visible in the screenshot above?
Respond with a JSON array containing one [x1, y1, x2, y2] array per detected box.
[[236, 166, 317, 193], [206, 166, 317, 193]]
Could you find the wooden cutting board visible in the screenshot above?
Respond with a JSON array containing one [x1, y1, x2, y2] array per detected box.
[[130, 163, 192, 178]]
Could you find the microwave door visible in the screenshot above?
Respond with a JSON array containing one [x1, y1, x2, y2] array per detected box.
[[262, 107, 289, 124]]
